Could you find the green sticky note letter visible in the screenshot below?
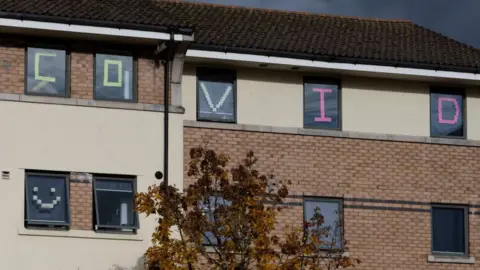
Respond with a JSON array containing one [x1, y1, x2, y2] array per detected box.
[[103, 59, 122, 87], [35, 52, 57, 83]]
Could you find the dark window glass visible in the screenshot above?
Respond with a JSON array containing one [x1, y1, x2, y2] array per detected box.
[[430, 89, 464, 137], [198, 196, 231, 246], [432, 206, 466, 254], [304, 81, 340, 129], [94, 178, 137, 231], [25, 173, 69, 227], [26, 48, 67, 96], [95, 54, 134, 101], [304, 199, 342, 249], [197, 69, 236, 122]]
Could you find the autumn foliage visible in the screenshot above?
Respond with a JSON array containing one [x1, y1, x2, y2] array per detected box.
[[136, 144, 359, 269]]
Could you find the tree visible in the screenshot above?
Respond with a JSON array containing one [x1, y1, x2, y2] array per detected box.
[[136, 143, 359, 270]]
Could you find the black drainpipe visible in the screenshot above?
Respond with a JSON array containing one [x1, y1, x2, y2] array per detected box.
[[163, 32, 174, 187]]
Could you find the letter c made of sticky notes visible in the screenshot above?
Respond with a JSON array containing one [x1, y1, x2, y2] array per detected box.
[[35, 52, 57, 83], [103, 59, 122, 87]]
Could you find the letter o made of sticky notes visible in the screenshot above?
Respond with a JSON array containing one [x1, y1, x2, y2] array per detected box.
[[103, 59, 122, 87]]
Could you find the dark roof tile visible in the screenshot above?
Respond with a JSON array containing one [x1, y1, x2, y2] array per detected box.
[[1, 0, 479, 72], [0, 0, 190, 31], [158, 1, 480, 72]]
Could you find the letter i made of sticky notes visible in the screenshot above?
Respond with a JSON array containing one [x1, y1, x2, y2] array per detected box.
[[313, 88, 333, 122], [35, 52, 57, 82], [103, 59, 122, 87]]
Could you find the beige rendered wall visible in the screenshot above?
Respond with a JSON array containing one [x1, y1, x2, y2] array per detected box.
[[183, 64, 435, 137], [236, 68, 303, 127], [0, 101, 183, 270], [341, 77, 430, 136], [466, 86, 480, 140]]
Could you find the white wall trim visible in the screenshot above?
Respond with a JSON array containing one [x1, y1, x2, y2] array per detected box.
[[0, 18, 191, 41], [186, 49, 480, 83]]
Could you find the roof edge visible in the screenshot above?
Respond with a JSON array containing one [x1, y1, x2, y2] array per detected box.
[[162, 0, 412, 23], [0, 11, 194, 35], [190, 43, 480, 74]]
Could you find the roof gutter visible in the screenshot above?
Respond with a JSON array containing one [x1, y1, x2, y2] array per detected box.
[[187, 46, 480, 83], [0, 13, 194, 42], [190, 44, 480, 75]]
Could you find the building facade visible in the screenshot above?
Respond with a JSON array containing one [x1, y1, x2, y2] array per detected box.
[[2, 0, 480, 269], [177, 2, 480, 270], [0, 0, 192, 269]]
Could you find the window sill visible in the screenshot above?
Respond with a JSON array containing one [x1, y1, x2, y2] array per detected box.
[[0, 93, 184, 114], [184, 120, 480, 148], [428, 255, 475, 264], [204, 246, 241, 255], [205, 246, 218, 253], [17, 227, 143, 241]]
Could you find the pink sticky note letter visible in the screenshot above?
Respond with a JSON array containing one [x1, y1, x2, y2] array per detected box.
[[438, 97, 459, 124], [313, 88, 332, 122]]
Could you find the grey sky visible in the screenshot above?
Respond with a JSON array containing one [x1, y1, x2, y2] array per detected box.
[[187, 0, 480, 48]]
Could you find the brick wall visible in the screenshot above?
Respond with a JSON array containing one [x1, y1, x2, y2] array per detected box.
[[184, 127, 480, 269], [0, 45, 24, 94], [138, 58, 167, 105], [69, 180, 93, 230], [0, 40, 167, 104], [70, 52, 94, 100]]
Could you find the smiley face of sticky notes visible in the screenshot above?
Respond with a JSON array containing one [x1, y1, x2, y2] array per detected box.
[[25, 173, 70, 226], [32, 186, 62, 210]]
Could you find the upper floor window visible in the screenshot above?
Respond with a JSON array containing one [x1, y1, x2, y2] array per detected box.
[[304, 78, 341, 129], [430, 88, 465, 138], [304, 198, 343, 249], [26, 47, 68, 97], [93, 176, 138, 232], [431, 205, 468, 256], [199, 195, 231, 246], [24, 172, 70, 228], [94, 54, 135, 102], [197, 68, 236, 123]]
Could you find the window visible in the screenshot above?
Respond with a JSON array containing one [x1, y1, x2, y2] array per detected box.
[[304, 198, 342, 249], [198, 196, 231, 246], [93, 177, 138, 232], [304, 78, 341, 129], [26, 47, 67, 96], [94, 54, 135, 101], [430, 88, 465, 138], [24, 172, 70, 228], [197, 68, 236, 122], [431, 205, 468, 255]]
